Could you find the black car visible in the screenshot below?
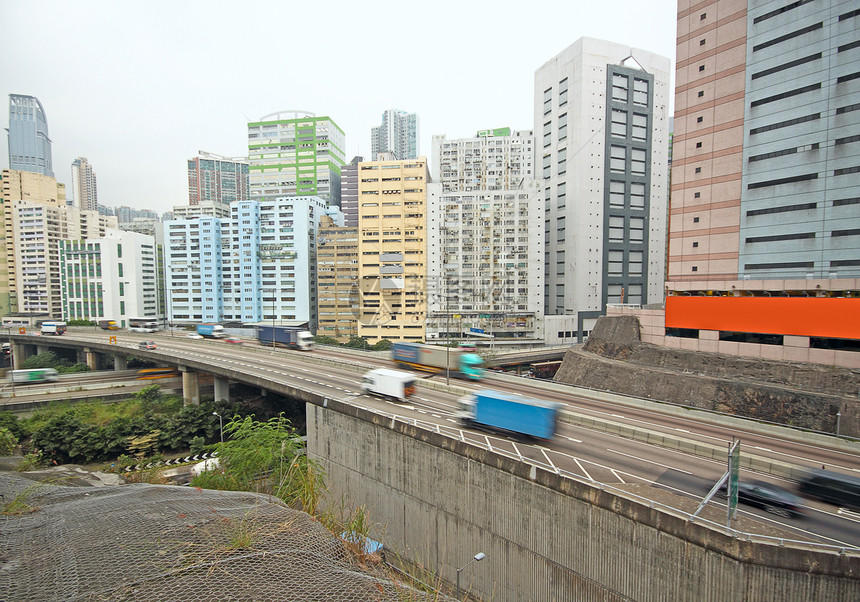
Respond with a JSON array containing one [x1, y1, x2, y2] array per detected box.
[[720, 479, 805, 518]]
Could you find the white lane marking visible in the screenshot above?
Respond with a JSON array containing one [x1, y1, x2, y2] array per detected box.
[[606, 449, 693, 475], [541, 448, 560, 474], [610, 469, 626, 484], [573, 457, 593, 481], [611, 414, 626, 419], [752, 446, 772, 452], [558, 435, 582, 444], [676, 428, 690, 433], [511, 442, 524, 462]]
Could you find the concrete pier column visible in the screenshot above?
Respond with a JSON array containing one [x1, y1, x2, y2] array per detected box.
[[11, 342, 27, 369], [180, 368, 200, 406], [114, 355, 128, 370], [37, 345, 49, 355], [214, 377, 230, 403], [84, 349, 99, 371]]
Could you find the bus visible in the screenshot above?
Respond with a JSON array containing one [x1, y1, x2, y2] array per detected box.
[[128, 317, 159, 333], [10, 368, 59, 383], [136, 367, 181, 380]]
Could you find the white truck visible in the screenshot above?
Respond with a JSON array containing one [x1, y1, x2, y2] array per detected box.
[[361, 369, 416, 402]]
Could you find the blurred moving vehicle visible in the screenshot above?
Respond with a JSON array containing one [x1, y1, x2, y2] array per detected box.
[[196, 323, 226, 339], [138, 341, 158, 350], [392, 342, 484, 380], [128, 317, 159, 333], [361, 368, 416, 402], [224, 336, 243, 345], [98, 319, 119, 330], [798, 469, 860, 511], [136, 368, 181, 380], [9, 368, 59, 383], [255, 325, 314, 350], [40, 321, 67, 335], [719, 479, 805, 518], [456, 389, 561, 439], [186, 333, 204, 340]]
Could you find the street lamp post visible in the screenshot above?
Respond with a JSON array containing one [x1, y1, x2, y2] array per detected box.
[[212, 411, 223, 445], [455, 551, 485, 600]]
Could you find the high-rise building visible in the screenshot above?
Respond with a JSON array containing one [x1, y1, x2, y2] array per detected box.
[[371, 109, 419, 161], [427, 129, 544, 341], [339, 156, 363, 227], [71, 157, 98, 211], [164, 196, 329, 328], [187, 152, 249, 206], [59, 229, 160, 327], [247, 111, 345, 207], [7, 94, 53, 177], [316, 215, 359, 342], [643, 0, 860, 368], [535, 37, 671, 343], [355, 157, 429, 343], [0, 169, 67, 315]]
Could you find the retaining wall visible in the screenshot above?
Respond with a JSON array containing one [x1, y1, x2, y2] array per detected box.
[[307, 401, 859, 601]]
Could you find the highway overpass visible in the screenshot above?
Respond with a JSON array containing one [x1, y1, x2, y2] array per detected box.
[[4, 332, 858, 600]]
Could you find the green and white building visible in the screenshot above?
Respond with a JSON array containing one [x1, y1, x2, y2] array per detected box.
[[248, 111, 346, 207]]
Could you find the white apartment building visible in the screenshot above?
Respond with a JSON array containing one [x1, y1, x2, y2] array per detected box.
[[70, 157, 98, 211], [163, 217, 224, 324], [427, 129, 544, 341], [535, 37, 670, 343], [12, 200, 117, 318], [59, 229, 160, 326]]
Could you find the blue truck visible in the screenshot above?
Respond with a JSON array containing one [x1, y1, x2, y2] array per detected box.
[[256, 325, 314, 351], [196, 323, 226, 338], [391, 342, 484, 380], [456, 390, 562, 439]]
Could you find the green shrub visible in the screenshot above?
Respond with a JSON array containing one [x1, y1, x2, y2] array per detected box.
[[0, 427, 18, 455]]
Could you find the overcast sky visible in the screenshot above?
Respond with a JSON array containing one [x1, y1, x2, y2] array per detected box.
[[1, 0, 678, 215]]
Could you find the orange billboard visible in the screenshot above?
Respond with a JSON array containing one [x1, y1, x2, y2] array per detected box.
[[665, 296, 860, 339]]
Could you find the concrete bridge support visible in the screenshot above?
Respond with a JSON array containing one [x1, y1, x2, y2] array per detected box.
[[10, 342, 27, 369], [114, 355, 128, 371], [214, 377, 230, 403], [36, 345, 49, 356], [180, 368, 200, 406], [84, 349, 99, 371]]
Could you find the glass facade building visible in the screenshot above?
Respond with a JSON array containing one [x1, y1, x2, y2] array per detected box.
[[8, 94, 53, 177]]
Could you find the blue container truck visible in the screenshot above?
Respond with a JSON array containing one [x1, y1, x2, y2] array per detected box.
[[456, 390, 561, 439], [256, 325, 314, 351], [391, 342, 484, 380], [196, 323, 226, 338]]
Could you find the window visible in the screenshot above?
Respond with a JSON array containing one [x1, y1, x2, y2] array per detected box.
[[694, 192, 701, 198], [611, 110, 627, 137], [697, 116, 703, 123], [632, 113, 647, 140], [557, 182, 566, 206], [693, 217, 700, 223], [698, 90, 705, 98], [696, 142, 703, 148], [612, 74, 628, 102], [629, 250, 643, 276], [559, 77, 568, 106], [700, 39, 706, 46], [558, 148, 567, 174], [631, 148, 646, 175], [609, 216, 625, 242], [608, 250, 623, 276], [630, 182, 645, 209], [633, 79, 649, 105], [692, 266, 698, 272], [700, 12, 706, 20], [543, 154, 551, 178], [543, 121, 552, 147], [699, 65, 706, 72], [558, 113, 567, 141], [630, 217, 644, 242], [692, 241, 699, 248], [543, 88, 552, 115], [610, 146, 626, 172], [695, 167, 702, 174], [609, 180, 625, 208]]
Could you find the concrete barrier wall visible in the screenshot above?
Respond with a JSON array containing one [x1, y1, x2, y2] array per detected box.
[[307, 401, 859, 601]]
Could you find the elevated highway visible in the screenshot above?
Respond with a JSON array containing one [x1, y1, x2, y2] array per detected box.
[[5, 331, 858, 600]]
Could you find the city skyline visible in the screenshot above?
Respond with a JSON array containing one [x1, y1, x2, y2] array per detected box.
[[0, 0, 678, 214]]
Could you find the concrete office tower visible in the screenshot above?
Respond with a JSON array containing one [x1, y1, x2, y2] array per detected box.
[[355, 157, 429, 343], [171, 201, 231, 220], [187, 151, 249, 206], [59, 229, 160, 327], [340, 156, 363, 227], [535, 37, 671, 343], [316, 215, 359, 342], [650, 0, 860, 368], [247, 111, 345, 207], [7, 94, 53, 177], [427, 129, 544, 341], [10, 201, 115, 318], [371, 109, 419, 160], [71, 157, 98, 211], [0, 169, 67, 315]]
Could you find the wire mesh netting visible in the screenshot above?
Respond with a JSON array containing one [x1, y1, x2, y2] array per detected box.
[[0, 473, 448, 601]]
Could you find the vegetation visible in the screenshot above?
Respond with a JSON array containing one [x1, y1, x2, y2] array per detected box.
[[0, 426, 17, 455], [21, 350, 90, 374], [15, 385, 235, 465], [65, 319, 96, 327]]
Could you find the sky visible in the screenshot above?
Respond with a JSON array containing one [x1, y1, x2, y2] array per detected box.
[[1, 0, 678, 215]]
